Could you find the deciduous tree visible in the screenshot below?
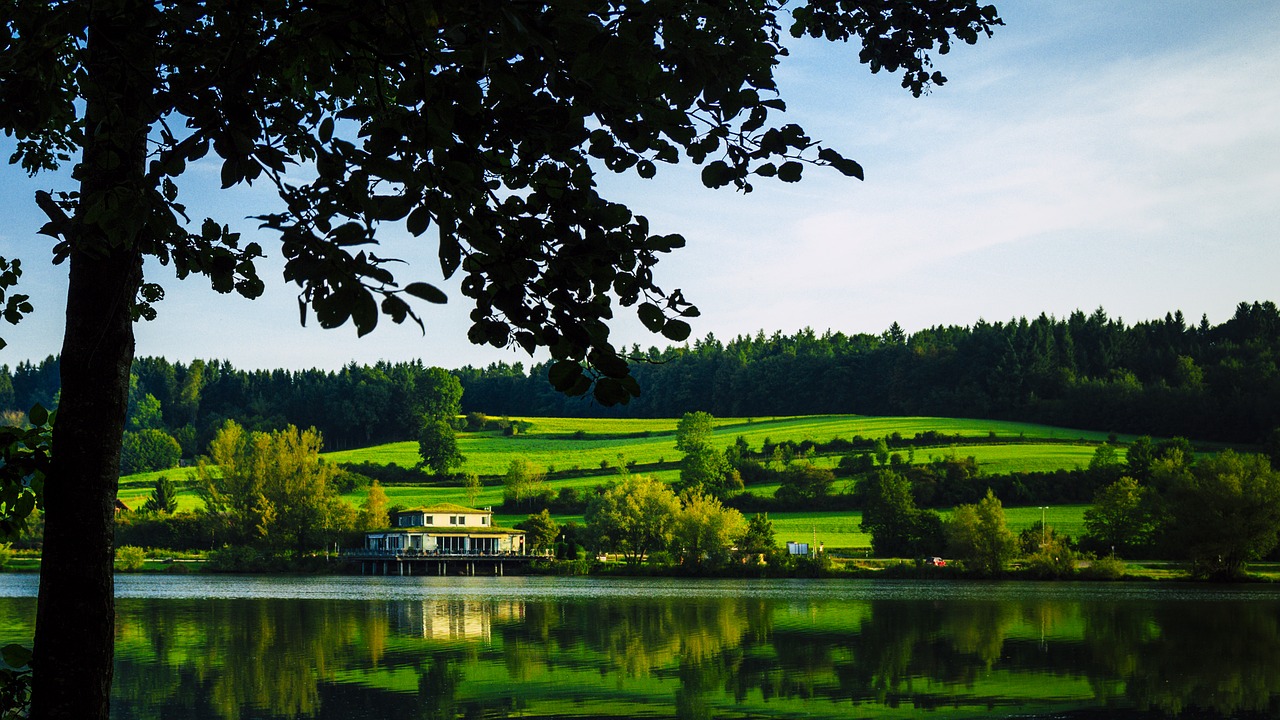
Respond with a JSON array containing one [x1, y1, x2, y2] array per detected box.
[[1082, 476, 1153, 557], [738, 513, 778, 559], [1163, 451, 1280, 579], [197, 421, 351, 553], [119, 429, 181, 475], [585, 475, 681, 565], [672, 492, 745, 569], [358, 480, 389, 531], [859, 470, 943, 557], [674, 410, 739, 498], [462, 472, 483, 508], [946, 489, 1016, 575], [417, 419, 463, 476], [0, 1, 1000, 716], [516, 509, 561, 553], [502, 458, 549, 509], [675, 412, 717, 455], [416, 368, 463, 428], [775, 461, 836, 505]]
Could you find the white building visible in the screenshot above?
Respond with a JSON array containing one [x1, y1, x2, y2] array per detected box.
[[363, 503, 526, 555]]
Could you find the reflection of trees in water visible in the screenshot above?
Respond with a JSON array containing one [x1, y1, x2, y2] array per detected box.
[[551, 597, 754, 679], [1080, 600, 1155, 702], [1083, 600, 1280, 717], [491, 597, 767, 719], [941, 600, 1018, 669], [113, 599, 365, 720], [825, 601, 955, 706], [91, 590, 1280, 719]]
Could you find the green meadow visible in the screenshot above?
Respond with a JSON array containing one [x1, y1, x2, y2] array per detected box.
[[323, 414, 1122, 475], [117, 414, 1117, 552]]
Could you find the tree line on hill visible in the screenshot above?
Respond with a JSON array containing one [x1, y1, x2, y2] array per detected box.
[[5, 301, 1280, 463], [458, 301, 1280, 444], [1, 358, 466, 475]]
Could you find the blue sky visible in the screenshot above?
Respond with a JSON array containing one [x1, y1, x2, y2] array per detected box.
[[2, 2, 1278, 372]]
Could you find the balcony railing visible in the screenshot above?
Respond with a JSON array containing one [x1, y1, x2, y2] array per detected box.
[[342, 548, 531, 558]]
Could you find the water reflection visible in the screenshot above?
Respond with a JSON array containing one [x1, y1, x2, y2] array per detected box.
[[2, 581, 1280, 719]]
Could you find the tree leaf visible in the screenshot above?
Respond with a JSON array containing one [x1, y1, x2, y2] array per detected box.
[[404, 282, 447, 304], [547, 360, 583, 392], [593, 377, 631, 406], [2, 643, 32, 668], [406, 206, 432, 237], [380, 294, 410, 323], [700, 160, 734, 189], [777, 161, 803, 183], [818, 148, 864, 179], [637, 303, 665, 333], [662, 319, 692, 342], [352, 287, 378, 336]]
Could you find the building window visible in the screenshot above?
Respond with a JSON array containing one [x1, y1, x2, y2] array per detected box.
[[458, 516, 466, 525], [481, 516, 488, 525], [426, 516, 434, 525]]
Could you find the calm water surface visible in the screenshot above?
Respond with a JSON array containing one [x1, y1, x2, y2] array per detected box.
[[2, 574, 1279, 719]]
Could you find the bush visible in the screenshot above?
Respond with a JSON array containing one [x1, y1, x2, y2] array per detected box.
[[789, 552, 834, 577], [114, 546, 147, 572], [646, 550, 675, 569], [734, 459, 778, 486], [1022, 547, 1078, 579], [0, 544, 11, 569], [332, 469, 371, 494], [207, 546, 274, 573], [115, 511, 214, 551], [120, 429, 182, 474], [337, 461, 428, 485], [1079, 554, 1127, 580]]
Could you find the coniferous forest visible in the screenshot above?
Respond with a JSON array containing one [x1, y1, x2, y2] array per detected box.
[[4, 301, 1280, 454]]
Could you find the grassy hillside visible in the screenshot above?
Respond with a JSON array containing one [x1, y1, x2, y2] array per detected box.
[[323, 414, 1122, 476], [117, 414, 1118, 552]]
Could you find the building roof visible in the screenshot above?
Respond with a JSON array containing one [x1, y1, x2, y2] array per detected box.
[[395, 503, 489, 515]]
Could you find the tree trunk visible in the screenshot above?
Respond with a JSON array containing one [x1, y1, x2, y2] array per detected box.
[[29, 2, 152, 717], [30, 249, 140, 720]]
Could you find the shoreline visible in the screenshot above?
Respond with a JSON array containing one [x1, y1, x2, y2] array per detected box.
[[5, 554, 1280, 583]]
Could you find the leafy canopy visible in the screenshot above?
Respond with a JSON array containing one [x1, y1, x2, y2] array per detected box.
[[946, 489, 1015, 575], [585, 474, 681, 564], [0, 0, 1000, 405]]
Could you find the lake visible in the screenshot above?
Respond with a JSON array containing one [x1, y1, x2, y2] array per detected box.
[[2, 574, 1279, 718]]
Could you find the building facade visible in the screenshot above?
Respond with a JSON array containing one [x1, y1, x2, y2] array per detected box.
[[363, 503, 526, 555]]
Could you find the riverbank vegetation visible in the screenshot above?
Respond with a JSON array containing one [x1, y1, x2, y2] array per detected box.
[[5, 408, 1278, 581]]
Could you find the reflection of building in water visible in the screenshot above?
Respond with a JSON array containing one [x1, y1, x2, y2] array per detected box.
[[391, 599, 526, 642]]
